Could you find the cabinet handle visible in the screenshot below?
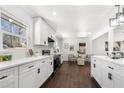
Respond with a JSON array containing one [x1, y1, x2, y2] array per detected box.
[[0, 75, 8, 80], [44, 41, 46, 44], [42, 61, 45, 63], [94, 60, 96, 62], [108, 73, 112, 80], [37, 68, 40, 74], [51, 62, 52, 65], [108, 66, 114, 70], [93, 64, 96, 68], [28, 65, 34, 68]]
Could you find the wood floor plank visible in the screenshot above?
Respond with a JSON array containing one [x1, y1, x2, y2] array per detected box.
[[41, 62, 101, 88]]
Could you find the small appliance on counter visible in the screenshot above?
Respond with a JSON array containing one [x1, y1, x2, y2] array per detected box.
[[42, 50, 51, 55], [0, 50, 12, 62]]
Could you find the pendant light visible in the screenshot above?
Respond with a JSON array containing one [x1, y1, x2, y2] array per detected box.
[[109, 5, 120, 27], [115, 5, 124, 23], [118, 7, 124, 23], [109, 18, 119, 27]]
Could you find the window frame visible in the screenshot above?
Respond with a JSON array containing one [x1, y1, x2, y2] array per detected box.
[[0, 8, 28, 50]]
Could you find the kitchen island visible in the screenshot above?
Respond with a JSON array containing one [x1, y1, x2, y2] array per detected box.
[[91, 55, 124, 88]]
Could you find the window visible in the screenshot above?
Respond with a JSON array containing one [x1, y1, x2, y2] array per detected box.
[[0, 12, 27, 49]]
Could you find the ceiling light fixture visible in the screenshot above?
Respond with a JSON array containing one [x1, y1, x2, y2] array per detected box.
[[52, 11, 56, 16], [109, 5, 124, 27], [77, 32, 91, 37]]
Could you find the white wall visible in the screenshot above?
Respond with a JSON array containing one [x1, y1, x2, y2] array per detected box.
[[0, 6, 34, 60], [92, 33, 108, 55], [62, 37, 91, 61]]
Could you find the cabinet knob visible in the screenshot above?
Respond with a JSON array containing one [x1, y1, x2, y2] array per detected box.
[[51, 62, 52, 65], [44, 41, 46, 44], [42, 61, 45, 63], [108, 73, 112, 80], [93, 64, 96, 68], [37, 68, 40, 74]]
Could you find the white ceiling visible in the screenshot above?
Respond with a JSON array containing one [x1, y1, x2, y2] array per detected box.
[[21, 5, 115, 38]]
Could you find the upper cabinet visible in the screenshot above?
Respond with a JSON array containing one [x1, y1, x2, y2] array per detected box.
[[33, 17, 48, 46], [33, 17, 56, 46]]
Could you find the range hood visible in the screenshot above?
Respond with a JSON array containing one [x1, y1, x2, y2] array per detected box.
[[48, 37, 55, 42]]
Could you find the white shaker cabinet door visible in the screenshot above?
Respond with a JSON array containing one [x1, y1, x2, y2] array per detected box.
[[36, 61, 46, 87], [113, 71, 124, 88], [102, 67, 113, 88], [0, 67, 18, 88], [19, 67, 38, 88], [34, 17, 48, 46]]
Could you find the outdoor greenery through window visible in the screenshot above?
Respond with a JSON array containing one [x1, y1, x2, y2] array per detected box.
[[0, 13, 27, 49]]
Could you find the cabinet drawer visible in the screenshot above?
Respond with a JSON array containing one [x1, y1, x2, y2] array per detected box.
[[107, 62, 124, 76], [19, 62, 37, 74], [47, 57, 53, 62], [0, 67, 18, 82]]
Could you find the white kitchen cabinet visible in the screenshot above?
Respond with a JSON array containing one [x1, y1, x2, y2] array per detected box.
[[36, 57, 53, 87], [36, 60, 46, 87], [102, 66, 113, 88], [36, 59, 47, 87], [91, 57, 102, 86], [0, 56, 53, 88], [42, 58, 53, 81], [19, 62, 38, 88], [33, 17, 48, 46], [113, 71, 124, 88], [47, 57, 53, 77], [0, 67, 18, 88], [91, 56, 124, 88]]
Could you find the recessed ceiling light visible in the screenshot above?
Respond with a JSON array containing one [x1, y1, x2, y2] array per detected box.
[[52, 12, 56, 16], [77, 32, 92, 37], [61, 32, 70, 38], [88, 32, 92, 35]]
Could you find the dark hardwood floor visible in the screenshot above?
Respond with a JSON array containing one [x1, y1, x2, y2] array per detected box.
[[41, 62, 100, 88]]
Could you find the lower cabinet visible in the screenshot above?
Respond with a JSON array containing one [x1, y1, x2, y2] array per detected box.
[[102, 66, 113, 88], [0, 56, 53, 88], [113, 71, 124, 88], [19, 62, 38, 88], [91, 57, 102, 86], [0, 67, 18, 88], [36, 57, 53, 87], [91, 56, 124, 88]]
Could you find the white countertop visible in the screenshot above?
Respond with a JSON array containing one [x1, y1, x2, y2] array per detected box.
[[0, 55, 53, 71], [93, 55, 124, 67]]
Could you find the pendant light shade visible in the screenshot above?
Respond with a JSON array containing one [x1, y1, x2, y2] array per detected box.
[[118, 8, 124, 23], [109, 18, 119, 27], [109, 5, 124, 27]]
